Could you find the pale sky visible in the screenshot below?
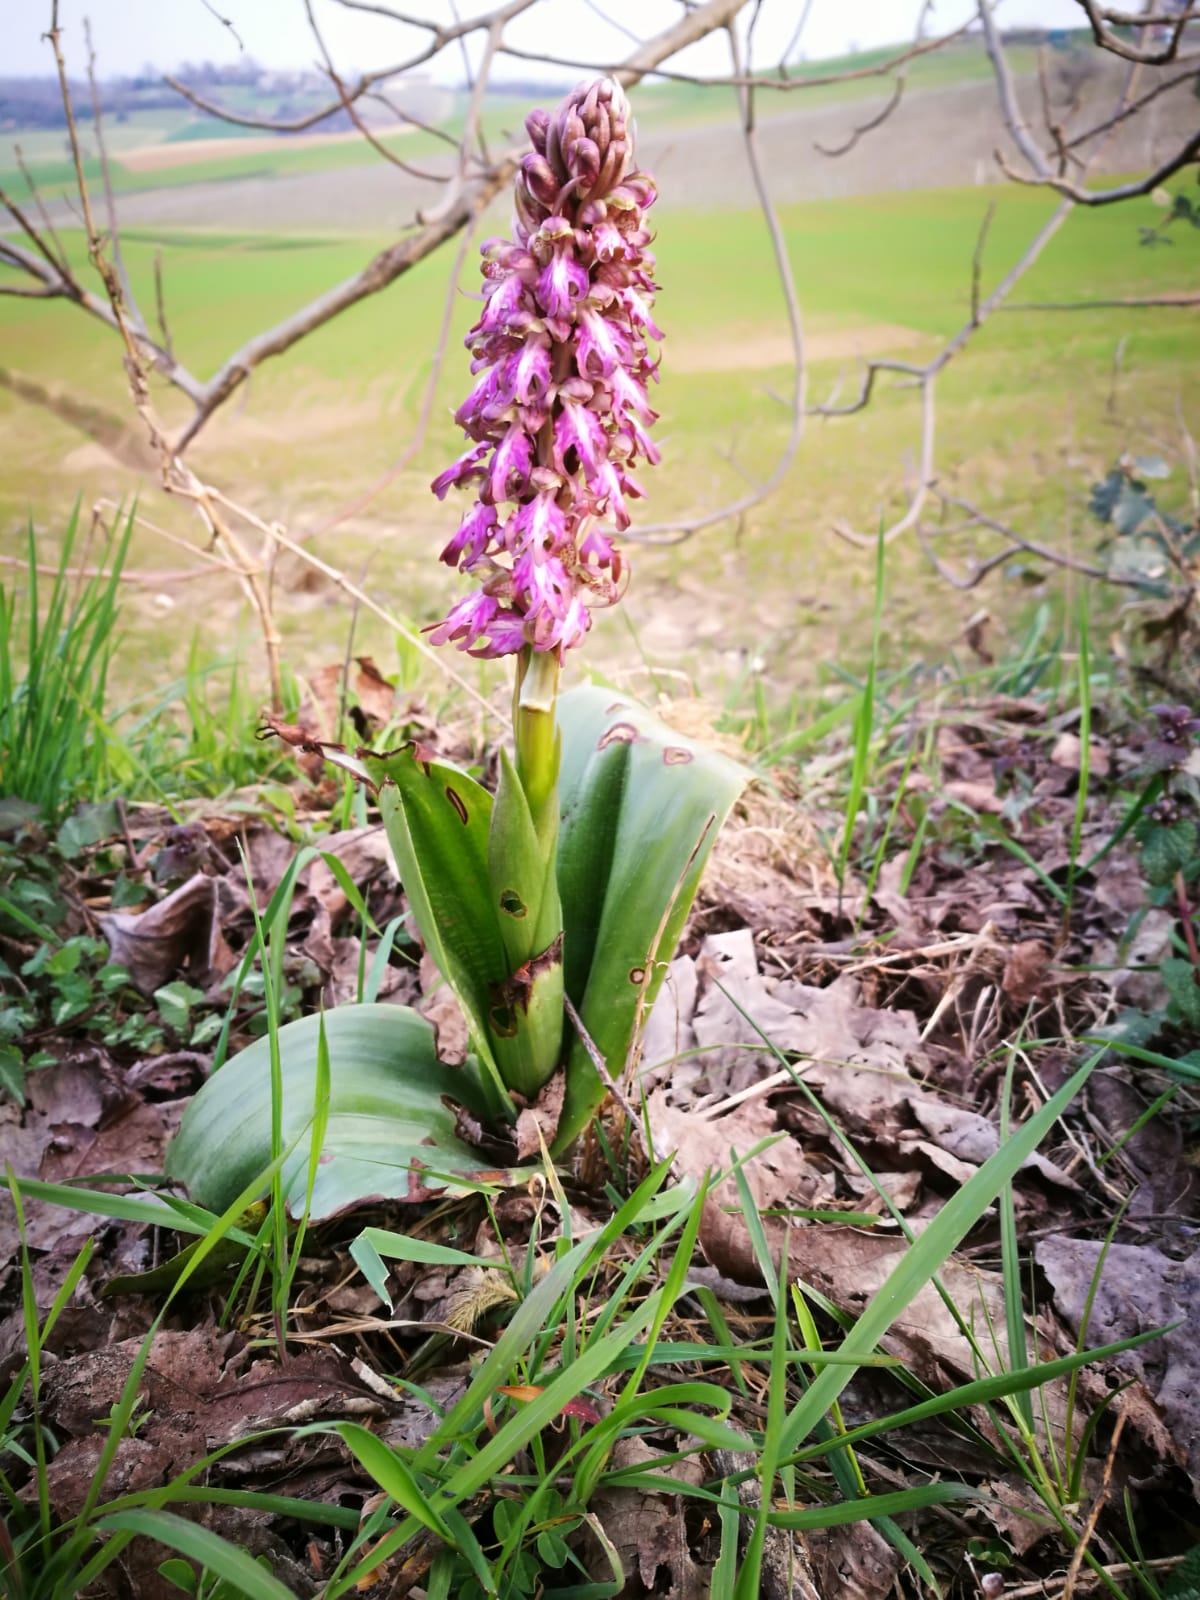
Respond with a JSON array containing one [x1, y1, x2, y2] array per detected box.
[[8, 0, 1089, 84]]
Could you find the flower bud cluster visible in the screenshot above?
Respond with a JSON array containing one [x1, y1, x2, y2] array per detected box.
[[428, 77, 660, 658]]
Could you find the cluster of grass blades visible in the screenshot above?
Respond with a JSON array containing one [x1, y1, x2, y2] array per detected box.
[[0, 509, 130, 821], [0, 512, 303, 825]]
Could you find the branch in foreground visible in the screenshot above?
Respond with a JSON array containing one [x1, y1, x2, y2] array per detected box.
[[1076, 0, 1200, 64], [983, 0, 1200, 205], [163, 0, 751, 452], [43, 0, 285, 709]]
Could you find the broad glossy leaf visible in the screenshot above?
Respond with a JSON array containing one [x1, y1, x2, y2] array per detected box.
[[555, 686, 747, 1147], [166, 1006, 520, 1219], [365, 745, 512, 1106]]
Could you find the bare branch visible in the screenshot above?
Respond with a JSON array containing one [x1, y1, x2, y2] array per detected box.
[[199, 0, 245, 50], [152, 248, 174, 362], [166, 0, 539, 133], [84, 19, 141, 335], [0, 187, 72, 284], [815, 0, 934, 159], [1001, 292, 1200, 309], [984, 0, 1200, 204], [496, 20, 973, 90], [627, 16, 805, 544], [819, 197, 1074, 546], [202, 487, 501, 718], [12, 146, 70, 276], [778, 0, 818, 74], [579, 0, 646, 48], [43, 0, 285, 709], [362, 87, 461, 149], [302, 0, 448, 181], [926, 490, 1184, 589], [306, 207, 483, 537], [173, 169, 510, 454], [1075, 0, 1200, 64], [980, 0, 1049, 177], [1066, 64, 1200, 151], [171, 0, 749, 451], [970, 200, 996, 325], [815, 76, 905, 158], [997, 128, 1200, 204]]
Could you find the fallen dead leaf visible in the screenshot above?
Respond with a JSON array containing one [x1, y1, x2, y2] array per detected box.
[[1037, 1234, 1195, 1486], [515, 1072, 565, 1158], [417, 953, 470, 1064], [585, 1436, 708, 1598], [99, 874, 234, 995]]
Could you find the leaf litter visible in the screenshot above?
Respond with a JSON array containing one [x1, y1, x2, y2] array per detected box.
[[0, 685, 1198, 1593]]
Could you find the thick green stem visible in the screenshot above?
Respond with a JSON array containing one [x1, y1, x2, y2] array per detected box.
[[515, 645, 561, 838]]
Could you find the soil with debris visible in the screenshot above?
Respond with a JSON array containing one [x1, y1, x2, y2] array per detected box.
[[2, 684, 1199, 1599]]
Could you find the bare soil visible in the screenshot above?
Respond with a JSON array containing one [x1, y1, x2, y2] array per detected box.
[[119, 124, 416, 174]]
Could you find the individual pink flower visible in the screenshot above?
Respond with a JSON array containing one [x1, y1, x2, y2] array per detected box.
[[427, 77, 661, 659]]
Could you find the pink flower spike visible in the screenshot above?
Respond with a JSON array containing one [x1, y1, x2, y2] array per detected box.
[[489, 425, 533, 505], [512, 492, 567, 557], [429, 77, 661, 659], [426, 589, 498, 648]]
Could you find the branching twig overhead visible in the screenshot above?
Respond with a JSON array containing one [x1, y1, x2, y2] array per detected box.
[[982, 0, 1200, 203], [1075, 0, 1200, 64], [627, 15, 806, 545]]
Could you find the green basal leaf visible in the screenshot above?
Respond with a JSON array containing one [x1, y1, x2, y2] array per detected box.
[[555, 686, 748, 1149], [166, 1005, 519, 1220], [365, 744, 513, 1109]]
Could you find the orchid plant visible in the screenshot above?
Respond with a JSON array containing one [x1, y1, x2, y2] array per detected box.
[[169, 80, 746, 1220]]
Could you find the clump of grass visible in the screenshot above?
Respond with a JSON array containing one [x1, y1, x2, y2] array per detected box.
[[0, 508, 130, 819]]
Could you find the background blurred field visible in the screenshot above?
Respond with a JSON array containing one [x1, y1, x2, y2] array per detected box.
[[2, 43, 1198, 706]]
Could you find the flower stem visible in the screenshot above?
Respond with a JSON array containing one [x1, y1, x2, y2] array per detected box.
[[515, 645, 561, 833]]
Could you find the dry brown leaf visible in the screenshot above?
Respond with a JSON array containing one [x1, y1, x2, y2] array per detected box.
[[352, 655, 399, 727], [1050, 731, 1111, 777], [941, 779, 1005, 814], [1037, 1234, 1195, 1486], [586, 1436, 707, 1598], [98, 874, 234, 995], [417, 953, 470, 1064], [515, 1073, 565, 1158], [807, 1517, 899, 1600], [649, 1091, 817, 1284], [1002, 939, 1053, 1006]]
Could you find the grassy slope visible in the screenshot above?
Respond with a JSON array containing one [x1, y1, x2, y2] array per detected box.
[[0, 177, 1196, 693]]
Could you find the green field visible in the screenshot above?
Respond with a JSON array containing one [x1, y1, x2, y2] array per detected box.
[[0, 34, 1071, 204], [2, 159, 1197, 698]]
